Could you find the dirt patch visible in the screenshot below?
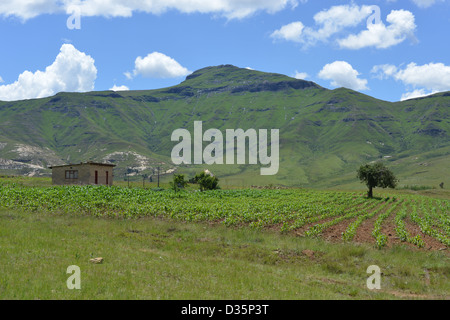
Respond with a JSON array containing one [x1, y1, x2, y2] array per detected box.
[[301, 249, 315, 259], [353, 214, 379, 245], [264, 222, 285, 233], [321, 217, 358, 243], [380, 213, 415, 249]]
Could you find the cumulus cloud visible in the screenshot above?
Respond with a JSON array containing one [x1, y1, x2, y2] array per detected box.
[[400, 89, 435, 101], [110, 85, 129, 91], [271, 5, 374, 46], [0, 44, 97, 101], [0, 0, 59, 20], [371, 64, 398, 80], [394, 63, 450, 91], [318, 61, 368, 91], [0, 0, 299, 20], [307, 4, 373, 43], [271, 4, 416, 49], [338, 10, 416, 49], [293, 71, 308, 80], [271, 21, 305, 43], [131, 52, 191, 79], [372, 62, 450, 100]]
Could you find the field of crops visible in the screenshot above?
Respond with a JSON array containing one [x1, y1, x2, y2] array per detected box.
[[0, 181, 448, 250]]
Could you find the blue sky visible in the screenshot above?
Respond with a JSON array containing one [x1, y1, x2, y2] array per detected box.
[[0, 0, 449, 102]]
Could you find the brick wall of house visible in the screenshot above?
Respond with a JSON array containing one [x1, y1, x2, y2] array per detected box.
[[51, 163, 114, 186], [88, 165, 113, 186]]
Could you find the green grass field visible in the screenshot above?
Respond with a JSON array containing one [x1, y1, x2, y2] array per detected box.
[[0, 177, 449, 300]]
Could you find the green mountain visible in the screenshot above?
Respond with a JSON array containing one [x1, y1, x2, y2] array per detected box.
[[0, 64, 448, 188]]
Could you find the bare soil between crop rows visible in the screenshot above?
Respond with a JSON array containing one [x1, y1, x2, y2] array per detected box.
[[286, 213, 448, 252]]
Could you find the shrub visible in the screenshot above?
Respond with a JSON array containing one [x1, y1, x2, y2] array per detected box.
[[193, 171, 220, 191], [170, 174, 188, 192]]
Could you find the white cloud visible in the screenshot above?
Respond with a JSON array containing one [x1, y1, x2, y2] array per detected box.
[[0, 44, 97, 101], [0, 76, 3, 83], [400, 89, 436, 101], [394, 62, 450, 91], [271, 21, 305, 42], [411, 0, 444, 8], [271, 5, 374, 46], [124, 71, 133, 80], [318, 61, 368, 91], [338, 10, 416, 49], [0, 0, 59, 20], [110, 85, 129, 91], [131, 52, 191, 79], [271, 5, 416, 50], [0, 0, 299, 20], [373, 62, 450, 100], [293, 71, 308, 80], [308, 4, 373, 42], [371, 64, 398, 80]]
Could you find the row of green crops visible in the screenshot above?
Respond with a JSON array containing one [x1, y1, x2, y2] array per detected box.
[[0, 183, 361, 225], [0, 182, 448, 248], [393, 203, 425, 248], [409, 200, 450, 246]]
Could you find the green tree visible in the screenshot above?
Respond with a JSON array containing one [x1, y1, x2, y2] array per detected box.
[[193, 171, 220, 191], [170, 174, 188, 193], [357, 162, 397, 198]]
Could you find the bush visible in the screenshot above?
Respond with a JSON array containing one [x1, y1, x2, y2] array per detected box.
[[170, 174, 188, 192], [193, 171, 220, 191]]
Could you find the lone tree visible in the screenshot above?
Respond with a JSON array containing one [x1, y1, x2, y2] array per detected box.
[[357, 162, 397, 198], [170, 174, 188, 193]]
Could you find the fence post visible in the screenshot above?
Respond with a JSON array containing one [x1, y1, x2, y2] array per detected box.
[[157, 167, 160, 188]]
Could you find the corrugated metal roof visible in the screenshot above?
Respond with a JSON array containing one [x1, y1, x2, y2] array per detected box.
[[48, 161, 116, 169]]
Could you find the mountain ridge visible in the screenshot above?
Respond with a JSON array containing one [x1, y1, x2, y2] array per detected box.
[[0, 65, 448, 188]]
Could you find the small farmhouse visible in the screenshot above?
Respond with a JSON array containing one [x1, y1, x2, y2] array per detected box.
[[49, 162, 115, 186]]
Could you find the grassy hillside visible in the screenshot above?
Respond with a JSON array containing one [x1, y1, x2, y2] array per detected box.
[[0, 178, 448, 299], [0, 65, 448, 188]]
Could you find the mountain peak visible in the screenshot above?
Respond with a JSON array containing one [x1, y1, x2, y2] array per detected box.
[[178, 64, 322, 93]]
